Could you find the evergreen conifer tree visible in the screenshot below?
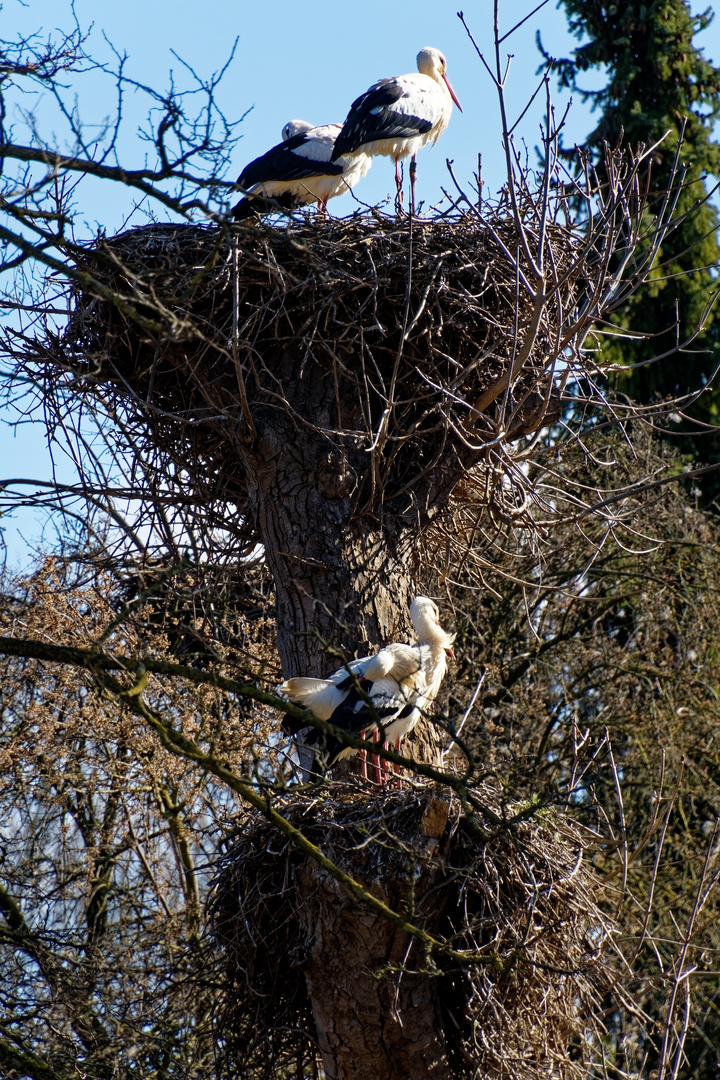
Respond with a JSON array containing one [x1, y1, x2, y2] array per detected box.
[[547, 1, 720, 488]]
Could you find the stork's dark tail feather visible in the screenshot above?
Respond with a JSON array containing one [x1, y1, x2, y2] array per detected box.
[[232, 191, 301, 220]]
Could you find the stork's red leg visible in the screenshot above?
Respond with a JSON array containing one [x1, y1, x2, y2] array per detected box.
[[409, 155, 417, 215], [391, 737, 404, 789], [394, 157, 403, 210], [370, 728, 382, 786], [359, 747, 367, 781]]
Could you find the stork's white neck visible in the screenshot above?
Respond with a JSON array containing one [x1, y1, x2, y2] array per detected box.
[[410, 599, 453, 648]]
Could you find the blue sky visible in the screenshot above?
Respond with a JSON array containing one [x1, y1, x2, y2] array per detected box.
[[2, 0, 719, 566]]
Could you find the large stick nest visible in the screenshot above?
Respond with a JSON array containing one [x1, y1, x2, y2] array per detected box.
[[57, 211, 589, 527], [208, 783, 612, 1079]]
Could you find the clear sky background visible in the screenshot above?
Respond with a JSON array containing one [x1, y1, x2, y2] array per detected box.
[[2, 0, 719, 566]]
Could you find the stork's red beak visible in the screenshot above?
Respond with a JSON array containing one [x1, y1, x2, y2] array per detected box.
[[446, 646, 456, 660], [443, 73, 462, 112]]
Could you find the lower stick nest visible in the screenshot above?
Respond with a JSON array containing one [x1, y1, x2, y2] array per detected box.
[[208, 782, 613, 1080]]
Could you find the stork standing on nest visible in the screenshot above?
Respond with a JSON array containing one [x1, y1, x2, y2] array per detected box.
[[331, 47, 462, 213], [277, 597, 455, 783], [232, 120, 371, 219]]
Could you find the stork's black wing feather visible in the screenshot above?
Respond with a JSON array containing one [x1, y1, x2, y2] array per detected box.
[[332, 78, 433, 158], [280, 702, 315, 736], [302, 695, 415, 776], [236, 133, 344, 191], [322, 697, 412, 766], [281, 673, 412, 774]]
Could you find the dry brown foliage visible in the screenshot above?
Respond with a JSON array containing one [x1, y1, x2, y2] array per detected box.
[[0, 556, 283, 1080], [438, 428, 720, 1077], [0, 556, 281, 776]]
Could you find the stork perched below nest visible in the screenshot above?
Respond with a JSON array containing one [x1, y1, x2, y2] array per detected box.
[[277, 596, 456, 782]]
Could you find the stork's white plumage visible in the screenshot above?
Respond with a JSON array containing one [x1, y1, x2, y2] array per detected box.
[[278, 645, 397, 722], [277, 596, 455, 782], [232, 120, 371, 219], [331, 47, 461, 212]]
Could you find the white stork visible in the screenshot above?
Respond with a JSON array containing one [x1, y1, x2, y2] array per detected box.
[[232, 119, 371, 220], [331, 47, 462, 212], [277, 596, 455, 783]]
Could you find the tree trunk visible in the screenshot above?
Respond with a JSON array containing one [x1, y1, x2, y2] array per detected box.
[[294, 796, 454, 1080], [220, 342, 422, 677], [239, 421, 414, 677]]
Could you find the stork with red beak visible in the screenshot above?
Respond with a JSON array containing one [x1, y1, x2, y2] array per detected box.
[[331, 47, 462, 213], [277, 596, 455, 783], [233, 120, 371, 220]]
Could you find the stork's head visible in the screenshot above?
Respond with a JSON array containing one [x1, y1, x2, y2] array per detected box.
[[282, 119, 315, 141], [416, 47, 462, 111], [409, 596, 456, 657]]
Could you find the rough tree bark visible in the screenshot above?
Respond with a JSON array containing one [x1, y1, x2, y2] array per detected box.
[[211, 339, 467, 679], [237, 418, 415, 676], [186, 314, 463, 1073], [295, 795, 455, 1080]]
